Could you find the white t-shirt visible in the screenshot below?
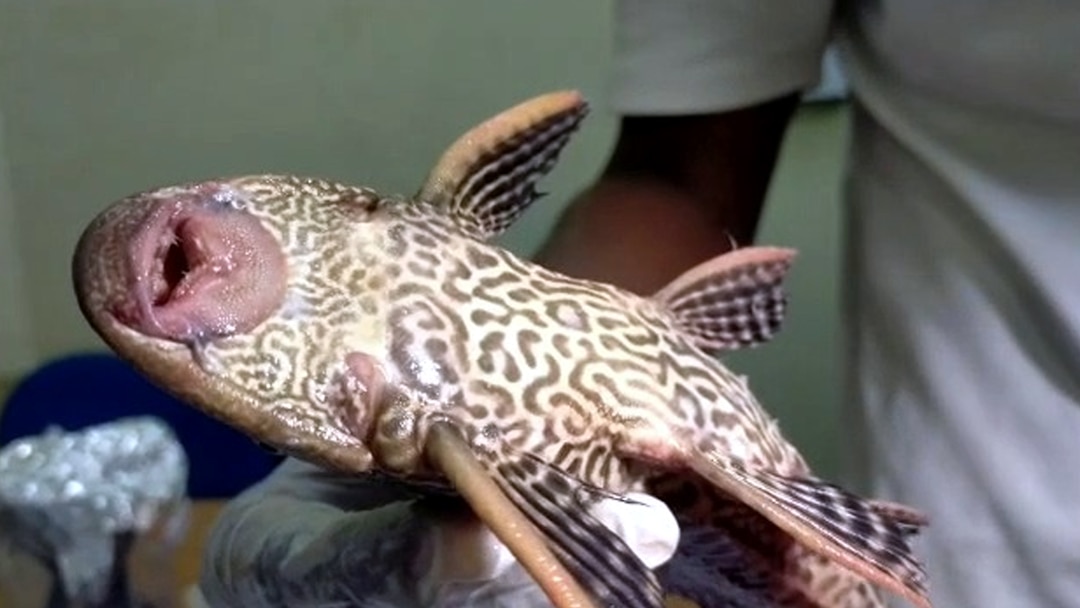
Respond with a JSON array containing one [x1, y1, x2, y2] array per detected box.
[[612, 2, 1080, 607]]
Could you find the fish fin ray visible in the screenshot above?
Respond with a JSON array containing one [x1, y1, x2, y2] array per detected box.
[[422, 421, 595, 608], [416, 91, 588, 239], [652, 247, 796, 353], [651, 474, 832, 607], [651, 473, 893, 607], [495, 450, 666, 608], [686, 451, 931, 608], [867, 498, 930, 532]]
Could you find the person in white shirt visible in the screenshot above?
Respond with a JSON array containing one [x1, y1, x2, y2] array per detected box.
[[536, 2, 1080, 606]]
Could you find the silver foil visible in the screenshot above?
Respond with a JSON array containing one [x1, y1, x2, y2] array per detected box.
[[0, 416, 189, 606]]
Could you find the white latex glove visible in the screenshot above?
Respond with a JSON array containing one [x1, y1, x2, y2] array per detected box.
[[200, 459, 681, 608], [415, 492, 681, 607]]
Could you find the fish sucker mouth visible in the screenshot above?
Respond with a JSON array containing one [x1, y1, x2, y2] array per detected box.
[[71, 180, 377, 478], [104, 185, 289, 345]]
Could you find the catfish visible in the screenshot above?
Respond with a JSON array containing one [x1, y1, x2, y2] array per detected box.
[[72, 91, 932, 608]]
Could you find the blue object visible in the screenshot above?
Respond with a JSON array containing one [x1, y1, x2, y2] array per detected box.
[[0, 352, 284, 498]]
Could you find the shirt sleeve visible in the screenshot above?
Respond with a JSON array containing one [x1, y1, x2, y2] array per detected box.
[[610, 0, 836, 115]]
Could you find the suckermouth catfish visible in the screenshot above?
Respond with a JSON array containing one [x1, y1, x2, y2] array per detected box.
[[72, 91, 933, 608]]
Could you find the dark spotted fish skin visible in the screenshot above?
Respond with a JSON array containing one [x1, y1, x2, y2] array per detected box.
[[72, 91, 931, 608], [137, 176, 909, 606], [134, 175, 793, 486]]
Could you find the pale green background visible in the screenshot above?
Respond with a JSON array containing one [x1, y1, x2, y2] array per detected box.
[[0, 2, 851, 478]]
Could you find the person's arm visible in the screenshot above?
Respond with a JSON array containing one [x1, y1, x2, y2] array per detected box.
[[535, 96, 800, 295], [535, 0, 834, 294]]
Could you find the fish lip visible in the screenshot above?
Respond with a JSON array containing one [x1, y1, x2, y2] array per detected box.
[[115, 193, 232, 344], [120, 197, 201, 342], [104, 182, 288, 347]]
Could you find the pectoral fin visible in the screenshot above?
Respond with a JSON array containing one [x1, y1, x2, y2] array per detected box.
[[423, 421, 593, 608], [494, 451, 666, 608], [653, 247, 795, 354], [416, 91, 588, 240], [686, 450, 931, 608], [423, 420, 664, 608]]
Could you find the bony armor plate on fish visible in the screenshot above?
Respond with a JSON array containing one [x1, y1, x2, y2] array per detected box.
[[72, 90, 933, 608]]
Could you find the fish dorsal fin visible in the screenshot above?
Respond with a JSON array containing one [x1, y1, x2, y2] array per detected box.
[[416, 91, 588, 240], [653, 246, 796, 354], [686, 450, 933, 608]]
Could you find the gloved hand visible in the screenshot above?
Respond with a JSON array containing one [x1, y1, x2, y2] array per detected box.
[[199, 458, 681, 608], [412, 491, 681, 606]]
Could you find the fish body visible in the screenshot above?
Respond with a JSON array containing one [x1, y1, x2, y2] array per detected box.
[[73, 92, 931, 608]]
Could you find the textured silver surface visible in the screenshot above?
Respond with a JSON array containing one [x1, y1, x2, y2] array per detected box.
[[0, 416, 189, 604]]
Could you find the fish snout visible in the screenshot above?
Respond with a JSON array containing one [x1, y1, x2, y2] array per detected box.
[[74, 182, 288, 346]]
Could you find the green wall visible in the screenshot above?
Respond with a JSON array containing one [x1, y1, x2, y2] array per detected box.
[[0, 2, 851, 478]]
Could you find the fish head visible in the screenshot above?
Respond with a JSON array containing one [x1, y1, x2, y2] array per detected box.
[[73, 89, 595, 474], [72, 175, 396, 471]]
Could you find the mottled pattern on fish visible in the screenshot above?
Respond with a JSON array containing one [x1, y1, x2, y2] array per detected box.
[[73, 91, 932, 608], [168, 176, 795, 491]]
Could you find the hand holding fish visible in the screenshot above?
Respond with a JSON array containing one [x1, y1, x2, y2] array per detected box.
[[196, 457, 679, 607]]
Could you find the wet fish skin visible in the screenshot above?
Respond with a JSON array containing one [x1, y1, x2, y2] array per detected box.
[[72, 91, 932, 608]]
